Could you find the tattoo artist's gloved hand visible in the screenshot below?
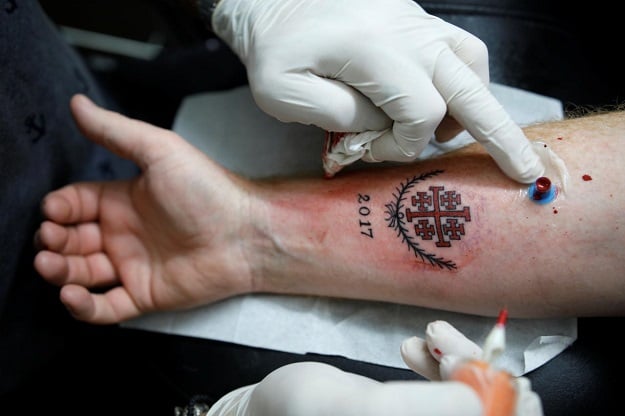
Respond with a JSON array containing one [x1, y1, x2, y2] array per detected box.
[[211, 0, 544, 183], [204, 319, 546, 415], [401, 320, 544, 416], [205, 361, 484, 415]]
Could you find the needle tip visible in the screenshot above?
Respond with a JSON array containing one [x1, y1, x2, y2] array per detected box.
[[496, 308, 508, 326]]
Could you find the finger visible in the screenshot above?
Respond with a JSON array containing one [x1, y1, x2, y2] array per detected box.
[[249, 71, 391, 132], [434, 116, 464, 143], [37, 220, 102, 255], [70, 94, 182, 170], [425, 321, 483, 362], [433, 50, 545, 183], [341, 54, 447, 162], [513, 377, 544, 416], [34, 250, 117, 288], [60, 284, 141, 325], [439, 354, 470, 381], [41, 182, 103, 224], [400, 336, 442, 381], [451, 31, 490, 87], [433, 29, 489, 144]]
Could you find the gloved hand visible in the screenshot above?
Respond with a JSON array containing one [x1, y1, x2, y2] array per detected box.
[[206, 361, 484, 416], [401, 320, 544, 416], [211, 0, 544, 183], [202, 321, 543, 415]]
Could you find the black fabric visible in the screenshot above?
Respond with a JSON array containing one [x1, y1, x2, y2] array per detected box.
[[0, 0, 138, 401], [421, 1, 624, 111]]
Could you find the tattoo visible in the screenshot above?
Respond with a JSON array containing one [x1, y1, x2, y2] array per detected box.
[[385, 170, 471, 270], [357, 193, 374, 239]]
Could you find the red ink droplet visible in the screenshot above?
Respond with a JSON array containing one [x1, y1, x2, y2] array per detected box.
[[582, 174, 592, 181], [535, 177, 551, 192], [433, 348, 442, 356], [533, 177, 552, 200]]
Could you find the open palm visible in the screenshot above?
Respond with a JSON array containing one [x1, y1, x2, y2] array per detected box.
[[34, 95, 256, 324]]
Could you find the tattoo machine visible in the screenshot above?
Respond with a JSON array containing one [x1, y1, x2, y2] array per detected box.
[[450, 309, 518, 416]]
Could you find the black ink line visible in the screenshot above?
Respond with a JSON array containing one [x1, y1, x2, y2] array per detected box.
[[384, 170, 457, 270]]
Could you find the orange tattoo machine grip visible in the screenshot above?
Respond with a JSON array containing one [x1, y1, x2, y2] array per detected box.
[[451, 309, 516, 416], [451, 359, 517, 416]]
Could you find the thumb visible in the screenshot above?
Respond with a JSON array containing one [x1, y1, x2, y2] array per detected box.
[[400, 336, 442, 381], [425, 321, 483, 362], [70, 94, 180, 170], [400, 321, 483, 382], [513, 377, 544, 416]]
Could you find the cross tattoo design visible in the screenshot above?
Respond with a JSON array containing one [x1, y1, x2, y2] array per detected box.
[[385, 170, 469, 270], [405, 186, 471, 247]]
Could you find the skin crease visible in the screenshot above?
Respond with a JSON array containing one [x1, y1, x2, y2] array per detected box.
[[34, 95, 625, 325]]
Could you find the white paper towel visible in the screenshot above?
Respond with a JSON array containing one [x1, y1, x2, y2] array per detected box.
[[123, 83, 576, 376]]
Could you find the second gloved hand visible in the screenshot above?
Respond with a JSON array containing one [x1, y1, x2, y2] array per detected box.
[[211, 0, 544, 183], [401, 320, 544, 416], [203, 320, 544, 415]]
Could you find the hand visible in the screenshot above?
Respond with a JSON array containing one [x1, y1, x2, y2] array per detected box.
[[401, 320, 544, 416], [206, 320, 528, 415], [212, 0, 544, 183], [33, 94, 257, 324], [206, 361, 484, 415]]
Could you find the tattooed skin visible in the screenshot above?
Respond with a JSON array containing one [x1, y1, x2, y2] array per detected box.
[[357, 193, 374, 239], [384, 170, 471, 270]]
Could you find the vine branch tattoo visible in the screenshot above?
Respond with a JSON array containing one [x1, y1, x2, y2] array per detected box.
[[385, 170, 469, 270]]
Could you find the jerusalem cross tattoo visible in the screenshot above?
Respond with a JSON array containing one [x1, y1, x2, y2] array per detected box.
[[385, 170, 471, 270]]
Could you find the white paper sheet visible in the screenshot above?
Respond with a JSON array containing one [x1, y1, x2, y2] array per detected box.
[[123, 83, 576, 376]]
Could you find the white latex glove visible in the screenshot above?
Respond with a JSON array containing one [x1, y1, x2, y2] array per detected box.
[[203, 322, 543, 415], [401, 320, 544, 416], [211, 0, 545, 183], [206, 361, 484, 416]]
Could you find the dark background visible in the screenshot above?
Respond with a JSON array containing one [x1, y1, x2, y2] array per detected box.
[[38, 0, 625, 127]]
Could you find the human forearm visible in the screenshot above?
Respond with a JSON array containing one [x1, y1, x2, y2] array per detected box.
[[35, 96, 624, 324], [251, 111, 625, 318]]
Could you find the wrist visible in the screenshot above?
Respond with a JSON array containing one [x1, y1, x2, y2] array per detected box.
[[249, 180, 327, 296], [250, 178, 382, 300]]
